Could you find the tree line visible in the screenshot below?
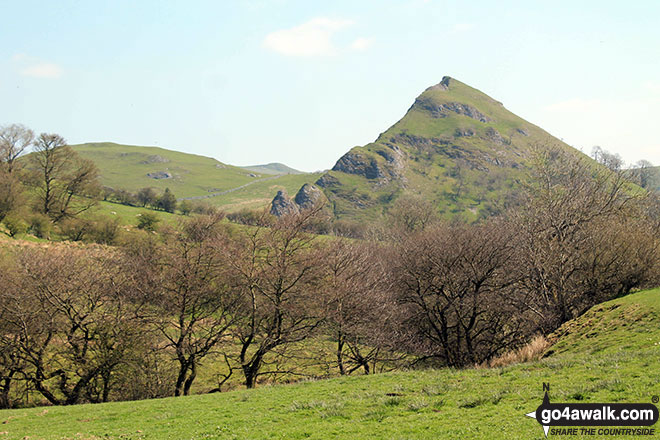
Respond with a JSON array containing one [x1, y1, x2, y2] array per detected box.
[[1, 127, 659, 407]]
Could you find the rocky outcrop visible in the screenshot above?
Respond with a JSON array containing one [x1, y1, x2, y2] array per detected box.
[[294, 184, 324, 210], [315, 173, 341, 188], [332, 151, 385, 179], [413, 97, 491, 123], [270, 190, 299, 217], [270, 184, 326, 217], [147, 171, 172, 179]]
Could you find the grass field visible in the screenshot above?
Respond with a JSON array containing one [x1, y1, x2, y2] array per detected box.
[[1, 288, 658, 439], [70, 143, 319, 212]]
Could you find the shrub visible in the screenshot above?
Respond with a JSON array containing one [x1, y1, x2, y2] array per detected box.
[[28, 214, 52, 239], [137, 211, 160, 232], [59, 218, 91, 242], [87, 217, 121, 245], [4, 215, 28, 238]]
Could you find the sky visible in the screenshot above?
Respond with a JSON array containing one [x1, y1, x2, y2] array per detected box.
[[1, 0, 659, 172]]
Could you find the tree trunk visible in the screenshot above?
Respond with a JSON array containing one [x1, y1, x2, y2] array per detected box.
[[183, 362, 196, 396]]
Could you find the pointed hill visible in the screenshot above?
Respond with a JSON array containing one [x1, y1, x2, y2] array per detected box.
[[308, 76, 581, 221]]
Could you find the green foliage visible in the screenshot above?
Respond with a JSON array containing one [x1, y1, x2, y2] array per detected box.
[[3, 215, 27, 238], [156, 188, 177, 213], [137, 211, 161, 232], [27, 213, 52, 239], [87, 217, 121, 245], [179, 199, 192, 215], [58, 217, 90, 241]]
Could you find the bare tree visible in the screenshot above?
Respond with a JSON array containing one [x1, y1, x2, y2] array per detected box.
[[128, 214, 239, 396], [631, 159, 657, 189], [1, 246, 143, 405], [388, 220, 528, 367], [0, 167, 23, 223], [511, 147, 648, 328], [29, 133, 100, 221], [228, 207, 326, 388], [0, 124, 34, 173], [386, 194, 438, 234], [322, 240, 396, 375]]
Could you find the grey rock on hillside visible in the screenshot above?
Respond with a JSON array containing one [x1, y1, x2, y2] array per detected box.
[[270, 184, 326, 217], [270, 190, 300, 217]]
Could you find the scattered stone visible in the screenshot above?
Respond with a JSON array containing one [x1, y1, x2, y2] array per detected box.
[[146, 171, 172, 179], [455, 128, 476, 137], [140, 155, 170, 164]]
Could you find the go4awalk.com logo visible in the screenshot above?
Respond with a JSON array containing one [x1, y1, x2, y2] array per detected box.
[[525, 384, 659, 437]]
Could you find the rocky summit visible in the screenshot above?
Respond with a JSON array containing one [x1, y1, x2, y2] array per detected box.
[[282, 76, 580, 222]]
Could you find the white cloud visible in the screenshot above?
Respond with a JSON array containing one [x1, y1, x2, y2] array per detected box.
[[263, 17, 356, 57], [21, 63, 63, 79], [11, 54, 63, 79], [350, 37, 373, 51], [451, 23, 475, 33]]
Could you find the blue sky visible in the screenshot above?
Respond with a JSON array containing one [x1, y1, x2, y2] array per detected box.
[[1, 0, 659, 171]]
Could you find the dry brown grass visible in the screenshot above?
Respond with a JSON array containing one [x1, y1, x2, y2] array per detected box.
[[484, 335, 551, 368]]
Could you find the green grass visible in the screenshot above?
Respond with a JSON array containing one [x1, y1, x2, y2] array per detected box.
[[70, 143, 318, 212], [2, 288, 659, 439]]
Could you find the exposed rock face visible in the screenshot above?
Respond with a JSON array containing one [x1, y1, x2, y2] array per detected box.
[[315, 174, 341, 188], [270, 190, 299, 217], [516, 128, 530, 136], [294, 184, 323, 210], [140, 155, 170, 164], [270, 184, 326, 217], [147, 171, 172, 179], [332, 151, 384, 179], [413, 98, 491, 122]]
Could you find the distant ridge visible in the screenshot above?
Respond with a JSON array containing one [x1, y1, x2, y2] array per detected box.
[[241, 163, 303, 175]]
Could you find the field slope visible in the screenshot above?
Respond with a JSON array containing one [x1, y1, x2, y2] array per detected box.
[[1, 288, 658, 439]]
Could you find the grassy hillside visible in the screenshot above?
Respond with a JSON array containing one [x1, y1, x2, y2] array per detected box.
[[2, 287, 658, 439], [71, 143, 318, 212], [314, 77, 584, 222]]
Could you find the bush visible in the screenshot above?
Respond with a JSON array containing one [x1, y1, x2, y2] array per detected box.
[[137, 211, 160, 232], [87, 217, 121, 245], [28, 214, 52, 239], [59, 218, 91, 241], [4, 215, 28, 238], [179, 200, 192, 216], [191, 201, 220, 216]]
